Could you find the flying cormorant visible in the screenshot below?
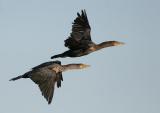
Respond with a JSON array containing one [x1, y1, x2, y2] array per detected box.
[[51, 10, 124, 59], [9, 60, 89, 104]]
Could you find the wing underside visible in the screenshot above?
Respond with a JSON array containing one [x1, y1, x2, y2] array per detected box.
[[31, 69, 59, 104]]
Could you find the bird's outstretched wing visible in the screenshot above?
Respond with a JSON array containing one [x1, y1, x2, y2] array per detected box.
[[31, 69, 59, 104], [65, 10, 92, 50], [32, 61, 61, 70]]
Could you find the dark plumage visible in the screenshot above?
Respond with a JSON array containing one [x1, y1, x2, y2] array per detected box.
[[51, 10, 124, 59], [10, 61, 89, 104]]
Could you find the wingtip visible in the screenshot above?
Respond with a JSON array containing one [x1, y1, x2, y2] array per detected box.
[[81, 9, 85, 15], [81, 9, 86, 12], [83, 9, 86, 13], [77, 12, 80, 17], [48, 98, 53, 105]]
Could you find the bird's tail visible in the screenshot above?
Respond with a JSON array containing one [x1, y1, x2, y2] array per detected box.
[[9, 71, 31, 81], [51, 54, 61, 59], [51, 50, 71, 59], [9, 75, 23, 81], [51, 53, 67, 59]]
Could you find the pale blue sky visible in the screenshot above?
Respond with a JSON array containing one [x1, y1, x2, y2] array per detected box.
[[0, 0, 160, 113]]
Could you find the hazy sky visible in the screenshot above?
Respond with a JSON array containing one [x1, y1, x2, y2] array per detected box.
[[0, 0, 160, 113]]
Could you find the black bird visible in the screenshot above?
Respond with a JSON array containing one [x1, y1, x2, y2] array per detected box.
[[10, 61, 89, 104], [51, 10, 124, 59]]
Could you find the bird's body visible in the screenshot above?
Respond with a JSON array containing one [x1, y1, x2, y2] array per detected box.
[[10, 61, 89, 104], [51, 10, 124, 59]]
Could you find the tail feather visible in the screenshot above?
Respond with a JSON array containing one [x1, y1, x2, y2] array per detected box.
[[51, 54, 62, 59], [51, 50, 72, 59], [9, 71, 31, 81], [51, 53, 67, 59], [9, 75, 22, 81]]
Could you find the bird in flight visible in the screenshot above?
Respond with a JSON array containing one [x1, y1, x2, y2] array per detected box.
[[10, 60, 90, 104], [51, 10, 124, 59]]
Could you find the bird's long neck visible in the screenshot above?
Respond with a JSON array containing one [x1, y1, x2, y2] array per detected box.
[[62, 64, 82, 72], [96, 41, 120, 50]]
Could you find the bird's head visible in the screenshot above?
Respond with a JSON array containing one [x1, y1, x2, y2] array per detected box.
[[112, 41, 125, 46], [79, 64, 90, 69], [62, 63, 90, 71]]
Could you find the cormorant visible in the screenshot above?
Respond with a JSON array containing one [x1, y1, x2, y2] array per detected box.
[[9, 60, 89, 104], [51, 10, 124, 59]]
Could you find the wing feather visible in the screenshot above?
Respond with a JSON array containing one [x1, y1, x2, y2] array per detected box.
[[65, 10, 92, 50], [30, 69, 57, 104], [32, 61, 61, 70]]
